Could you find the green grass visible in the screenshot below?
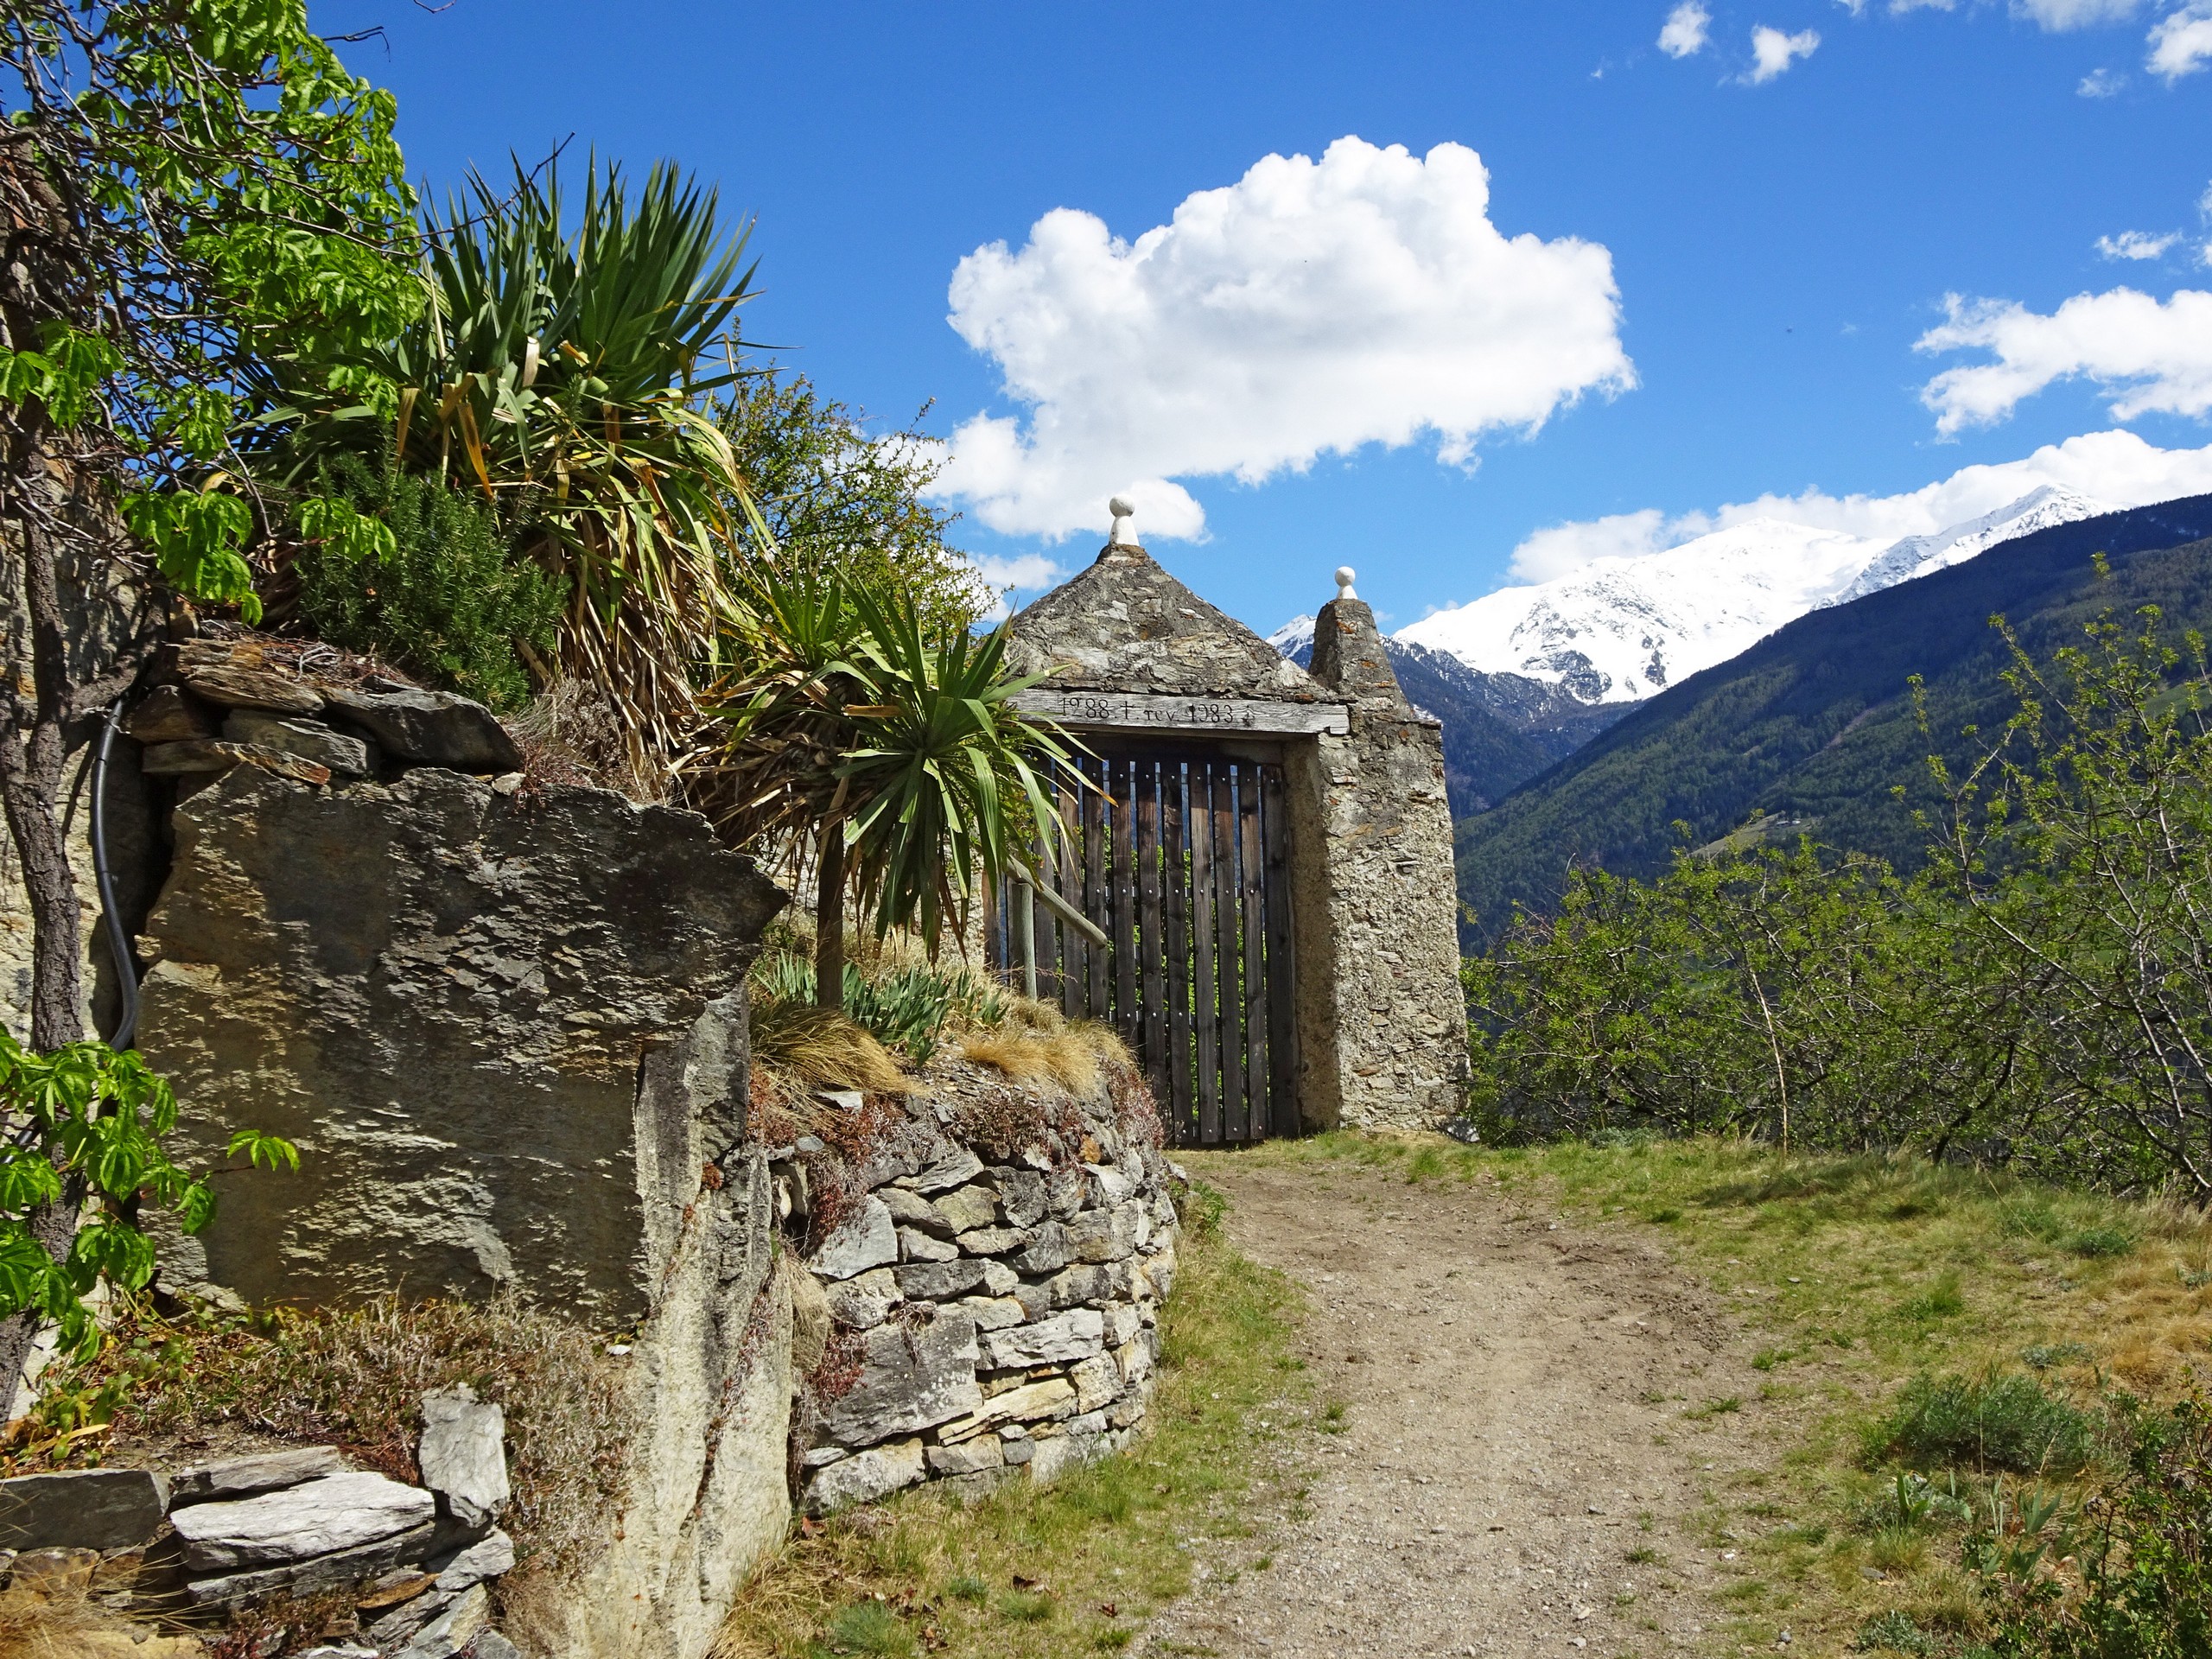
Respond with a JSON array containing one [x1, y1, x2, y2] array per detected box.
[[716, 1198, 1306, 1659], [1224, 1128, 2212, 1658]]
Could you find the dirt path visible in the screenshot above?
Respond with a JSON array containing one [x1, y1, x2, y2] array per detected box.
[[1141, 1156, 1769, 1659]]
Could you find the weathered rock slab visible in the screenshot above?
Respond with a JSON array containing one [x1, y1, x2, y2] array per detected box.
[[418, 1385, 507, 1531], [170, 1446, 343, 1504], [222, 710, 375, 775], [810, 1198, 899, 1281], [803, 1439, 924, 1513], [181, 1519, 439, 1607], [0, 1468, 169, 1552], [982, 1309, 1104, 1370], [817, 1314, 982, 1447], [168, 1471, 435, 1571], [323, 683, 520, 772]]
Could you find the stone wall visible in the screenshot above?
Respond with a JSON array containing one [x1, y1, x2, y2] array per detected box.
[[783, 1059, 1177, 1512], [1303, 595, 1471, 1129]]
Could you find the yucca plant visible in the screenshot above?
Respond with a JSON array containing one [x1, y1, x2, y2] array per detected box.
[[259, 154, 759, 783], [694, 556, 1075, 1011]]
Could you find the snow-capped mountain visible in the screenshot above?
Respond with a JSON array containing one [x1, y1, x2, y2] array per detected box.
[[1268, 613, 1316, 659], [1826, 486, 2112, 606], [1395, 519, 1885, 702], [1376, 490, 2113, 705]]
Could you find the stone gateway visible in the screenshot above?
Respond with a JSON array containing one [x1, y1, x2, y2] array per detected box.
[[1001, 535, 1468, 1135]]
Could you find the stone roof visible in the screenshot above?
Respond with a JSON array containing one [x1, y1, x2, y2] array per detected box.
[[1006, 543, 1332, 703]]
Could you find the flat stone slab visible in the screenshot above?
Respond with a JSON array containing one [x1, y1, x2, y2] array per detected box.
[[0, 1468, 170, 1552], [324, 683, 520, 773], [170, 1445, 344, 1504], [182, 1518, 438, 1607], [817, 1313, 981, 1447], [803, 1438, 924, 1514], [223, 710, 375, 776], [810, 1196, 898, 1280], [169, 1471, 435, 1571], [983, 1308, 1105, 1369]]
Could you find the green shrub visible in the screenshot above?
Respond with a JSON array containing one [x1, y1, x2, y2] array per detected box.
[[1868, 1371, 2102, 1476], [1856, 1611, 1940, 1653], [748, 951, 1005, 1065], [1967, 1394, 2212, 1658], [294, 455, 563, 713], [2066, 1225, 2136, 1260], [823, 1598, 917, 1656]]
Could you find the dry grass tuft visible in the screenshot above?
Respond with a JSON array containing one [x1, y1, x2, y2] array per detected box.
[[0, 1582, 156, 1659], [747, 999, 912, 1095], [960, 1001, 1127, 1098]]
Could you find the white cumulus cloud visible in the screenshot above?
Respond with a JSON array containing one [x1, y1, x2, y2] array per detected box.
[[1746, 25, 1822, 80], [2097, 229, 2182, 259], [1660, 3, 1713, 55], [2149, 2, 2212, 79], [1506, 429, 2212, 581], [2078, 66, 2127, 93], [929, 137, 1635, 543], [1916, 287, 2212, 432]]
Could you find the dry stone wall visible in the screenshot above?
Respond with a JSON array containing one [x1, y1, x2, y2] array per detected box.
[[781, 1064, 1178, 1512]]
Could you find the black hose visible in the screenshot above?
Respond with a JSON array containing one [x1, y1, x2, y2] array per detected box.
[[90, 698, 139, 1050]]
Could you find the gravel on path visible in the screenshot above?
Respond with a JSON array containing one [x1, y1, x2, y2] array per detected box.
[[1138, 1155, 1769, 1659]]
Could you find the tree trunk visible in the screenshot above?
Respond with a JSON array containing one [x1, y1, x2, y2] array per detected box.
[[814, 824, 846, 1013], [0, 508, 91, 1412]]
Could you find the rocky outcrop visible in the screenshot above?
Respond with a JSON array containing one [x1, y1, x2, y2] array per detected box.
[[125, 742, 795, 1658], [137, 766, 782, 1322], [785, 1061, 1178, 1511]]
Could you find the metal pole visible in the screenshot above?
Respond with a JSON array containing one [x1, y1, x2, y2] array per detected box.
[[1015, 880, 1038, 1001]]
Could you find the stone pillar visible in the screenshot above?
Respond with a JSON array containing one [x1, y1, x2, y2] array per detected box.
[[1305, 595, 1469, 1129]]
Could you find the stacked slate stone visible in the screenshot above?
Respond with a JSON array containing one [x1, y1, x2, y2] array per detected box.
[[129, 636, 524, 794], [788, 1077, 1180, 1513], [0, 1386, 521, 1657]]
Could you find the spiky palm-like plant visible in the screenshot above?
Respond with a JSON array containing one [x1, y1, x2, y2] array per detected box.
[[695, 556, 1073, 1010], [264, 155, 759, 785]]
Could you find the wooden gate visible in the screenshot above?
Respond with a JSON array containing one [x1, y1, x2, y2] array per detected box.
[[986, 748, 1299, 1147]]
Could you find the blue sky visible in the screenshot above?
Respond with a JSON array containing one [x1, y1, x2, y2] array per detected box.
[[327, 0, 2212, 633]]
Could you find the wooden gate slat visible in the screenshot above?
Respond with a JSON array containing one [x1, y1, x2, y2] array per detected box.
[[1191, 760, 1220, 1145], [1164, 761, 1194, 1143], [1136, 766, 1168, 1103], [1084, 759, 1109, 1019], [1211, 764, 1245, 1140], [1238, 766, 1268, 1136], [1261, 764, 1300, 1138], [1110, 760, 1139, 1047], [1057, 777, 1084, 1017]]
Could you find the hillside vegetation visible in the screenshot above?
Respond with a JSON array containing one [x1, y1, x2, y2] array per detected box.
[[1455, 495, 2212, 933]]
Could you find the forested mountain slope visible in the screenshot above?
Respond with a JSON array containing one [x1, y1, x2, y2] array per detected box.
[[1454, 494, 2212, 934]]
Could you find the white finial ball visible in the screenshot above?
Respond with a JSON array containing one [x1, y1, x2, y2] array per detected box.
[[1108, 496, 1136, 546], [1335, 566, 1357, 600]]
